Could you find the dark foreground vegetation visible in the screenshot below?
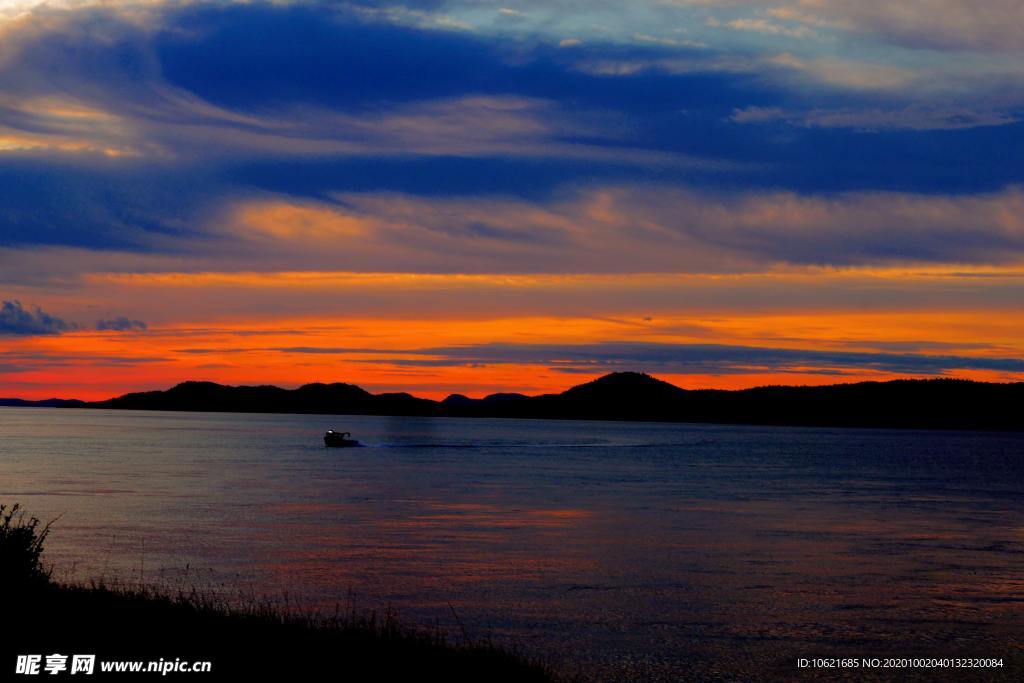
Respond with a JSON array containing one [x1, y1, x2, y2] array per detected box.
[[1, 504, 574, 681], [5, 371, 1024, 431]]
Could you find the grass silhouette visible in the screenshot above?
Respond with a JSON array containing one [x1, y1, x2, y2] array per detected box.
[[1, 504, 57, 588], [2, 503, 577, 681]]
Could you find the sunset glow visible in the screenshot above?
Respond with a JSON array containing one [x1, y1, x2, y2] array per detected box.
[[2, 0, 1023, 400]]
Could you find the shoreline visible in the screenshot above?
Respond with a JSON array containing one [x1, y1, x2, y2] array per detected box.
[[5, 372, 1024, 432]]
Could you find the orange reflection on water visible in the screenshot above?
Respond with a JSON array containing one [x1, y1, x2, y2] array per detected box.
[[247, 501, 598, 597], [397, 502, 592, 529]]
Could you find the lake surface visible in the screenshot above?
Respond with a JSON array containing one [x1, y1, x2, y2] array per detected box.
[[2, 407, 1023, 680]]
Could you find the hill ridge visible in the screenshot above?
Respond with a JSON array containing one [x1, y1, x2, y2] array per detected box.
[[5, 371, 1024, 431]]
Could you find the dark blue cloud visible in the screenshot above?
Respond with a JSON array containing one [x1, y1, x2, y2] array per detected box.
[[108, 4, 1024, 195], [0, 300, 75, 336], [0, 159, 223, 249], [223, 156, 695, 203], [741, 121, 1024, 194], [157, 4, 512, 110], [96, 316, 147, 332], [0, 300, 147, 336], [399, 342, 1024, 374], [208, 341, 1024, 376], [152, 3, 1024, 195], [155, 3, 763, 116], [0, 0, 1021, 257]]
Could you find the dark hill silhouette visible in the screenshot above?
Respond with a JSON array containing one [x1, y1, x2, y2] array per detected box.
[[0, 397, 86, 408], [9, 372, 1024, 430], [440, 393, 474, 407], [481, 392, 531, 403], [560, 372, 687, 401], [94, 380, 435, 416]]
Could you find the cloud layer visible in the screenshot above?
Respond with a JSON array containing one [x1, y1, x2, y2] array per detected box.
[[259, 341, 1024, 376], [1, 1, 1023, 397], [214, 185, 1024, 273], [0, 1, 1021, 262]]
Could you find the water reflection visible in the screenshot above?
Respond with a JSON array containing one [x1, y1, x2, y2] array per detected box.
[[2, 408, 1022, 681]]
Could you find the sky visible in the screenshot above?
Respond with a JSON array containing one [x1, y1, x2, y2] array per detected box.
[[1, 0, 1023, 399]]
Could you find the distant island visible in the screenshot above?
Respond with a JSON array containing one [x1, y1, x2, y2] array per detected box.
[[4, 372, 1024, 431]]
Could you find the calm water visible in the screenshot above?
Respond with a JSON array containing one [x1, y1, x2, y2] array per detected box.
[[2, 407, 1023, 680]]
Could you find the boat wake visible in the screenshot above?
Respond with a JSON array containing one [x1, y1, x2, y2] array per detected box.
[[366, 439, 717, 450]]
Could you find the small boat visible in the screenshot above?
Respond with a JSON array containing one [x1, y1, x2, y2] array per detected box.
[[324, 430, 361, 448]]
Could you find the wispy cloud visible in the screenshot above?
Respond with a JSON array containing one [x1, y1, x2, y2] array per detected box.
[[723, 18, 815, 39], [214, 185, 1024, 273], [246, 341, 1024, 376], [5, 183, 1024, 286], [766, 53, 914, 91], [730, 105, 1020, 131], [768, 0, 1024, 52]]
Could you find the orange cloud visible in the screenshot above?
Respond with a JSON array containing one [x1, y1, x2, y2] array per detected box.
[[4, 302, 1023, 400]]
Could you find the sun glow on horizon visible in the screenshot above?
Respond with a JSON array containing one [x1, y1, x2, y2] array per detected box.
[[2, 0, 1023, 403], [4, 303, 1023, 401]]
